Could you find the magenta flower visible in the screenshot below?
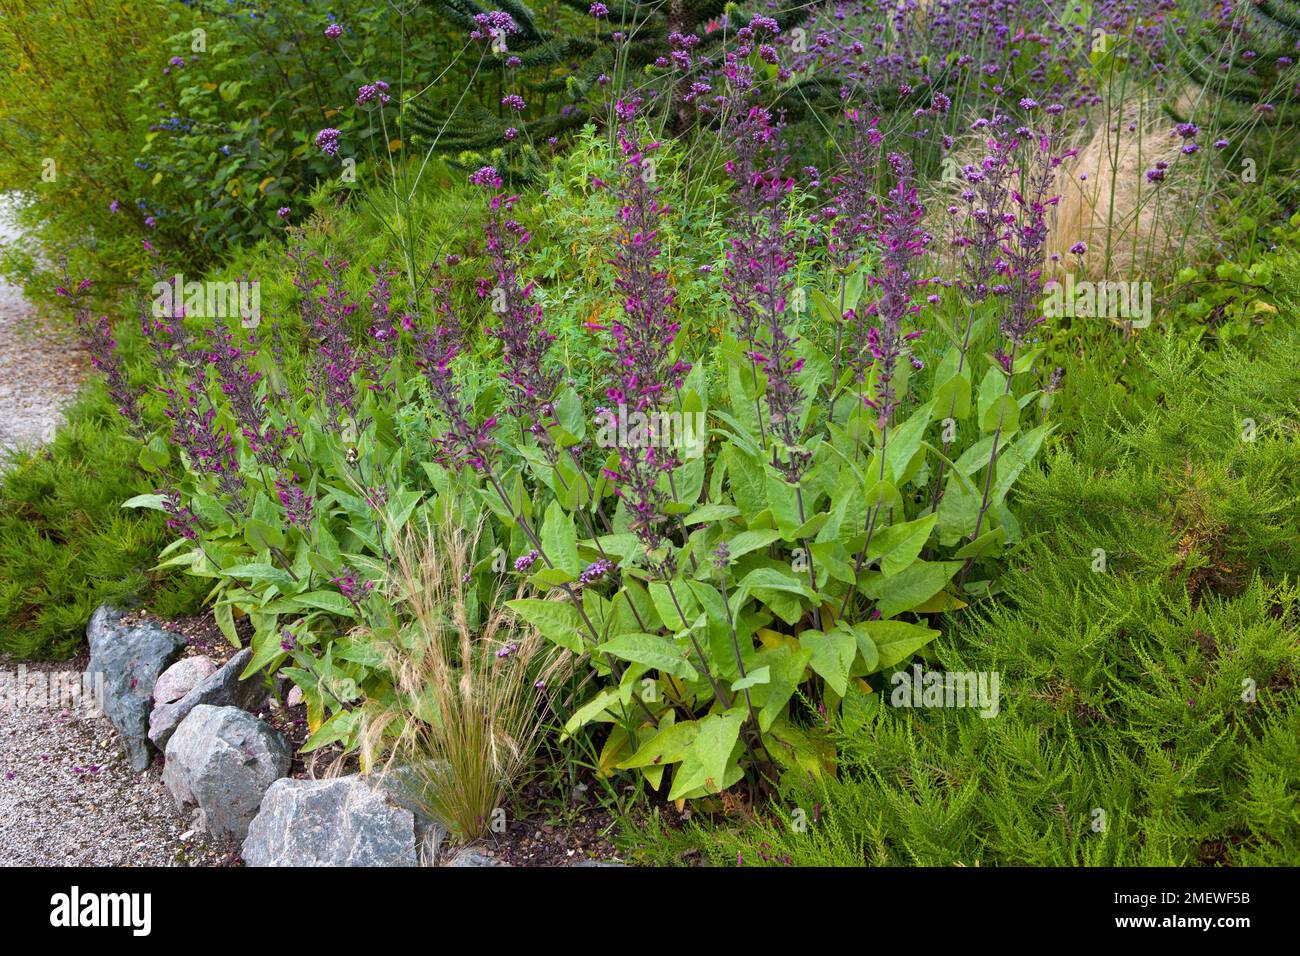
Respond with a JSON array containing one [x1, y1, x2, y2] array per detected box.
[[324, 23, 343, 39]]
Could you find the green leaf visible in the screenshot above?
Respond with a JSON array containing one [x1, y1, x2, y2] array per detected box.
[[981, 392, 1020, 434], [799, 627, 856, 696], [730, 666, 771, 693], [121, 493, 167, 511], [725, 527, 784, 561], [288, 590, 358, 618], [684, 503, 741, 526], [868, 513, 937, 577], [860, 561, 960, 618], [619, 718, 700, 770], [668, 711, 744, 800], [555, 386, 586, 442], [540, 500, 582, 577], [244, 517, 285, 552], [507, 598, 586, 652], [137, 436, 170, 473], [855, 619, 940, 670], [597, 633, 699, 680], [649, 581, 697, 630], [563, 686, 622, 736]]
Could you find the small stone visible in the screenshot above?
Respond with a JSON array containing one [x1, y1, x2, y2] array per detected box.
[[163, 705, 289, 842], [153, 656, 217, 705], [148, 648, 263, 750], [446, 847, 510, 867]]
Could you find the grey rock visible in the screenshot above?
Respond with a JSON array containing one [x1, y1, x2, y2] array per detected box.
[[163, 705, 290, 842], [375, 764, 449, 865], [242, 775, 422, 867], [84, 604, 186, 771], [148, 648, 264, 749], [152, 656, 216, 706], [446, 847, 511, 867]]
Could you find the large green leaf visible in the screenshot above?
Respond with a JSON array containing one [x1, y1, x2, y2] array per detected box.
[[668, 711, 744, 800], [799, 627, 856, 696], [540, 500, 582, 577], [597, 632, 699, 680], [854, 619, 941, 670], [507, 598, 585, 652]]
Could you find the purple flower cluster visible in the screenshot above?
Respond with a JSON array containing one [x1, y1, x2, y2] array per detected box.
[[598, 99, 691, 412], [315, 128, 342, 157], [408, 258, 498, 473], [62, 283, 140, 425], [332, 568, 375, 604], [860, 153, 929, 429], [469, 11, 518, 45], [290, 249, 365, 422], [720, 89, 808, 479], [356, 81, 391, 107]]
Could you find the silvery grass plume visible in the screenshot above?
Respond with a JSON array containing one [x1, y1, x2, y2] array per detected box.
[[364, 512, 568, 849]]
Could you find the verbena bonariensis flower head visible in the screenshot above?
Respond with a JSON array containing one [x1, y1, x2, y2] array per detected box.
[[408, 257, 497, 472], [472, 166, 559, 430], [860, 152, 928, 430], [598, 98, 691, 413]]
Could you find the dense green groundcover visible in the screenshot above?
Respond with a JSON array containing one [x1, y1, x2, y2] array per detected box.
[[621, 322, 1300, 865], [0, 387, 207, 660]]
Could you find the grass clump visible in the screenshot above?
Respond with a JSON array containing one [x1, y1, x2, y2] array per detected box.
[[364, 514, 567, 846]]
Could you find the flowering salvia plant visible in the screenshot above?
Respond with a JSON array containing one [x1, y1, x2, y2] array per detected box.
[[79, 86, 1056, 797]]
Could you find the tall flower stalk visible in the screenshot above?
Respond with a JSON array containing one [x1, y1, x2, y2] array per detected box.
[[842, 152, 928, 620]]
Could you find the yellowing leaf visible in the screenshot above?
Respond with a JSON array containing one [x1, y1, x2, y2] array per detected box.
[[913, 591, 968, 613], [756, 627, 798, 651]]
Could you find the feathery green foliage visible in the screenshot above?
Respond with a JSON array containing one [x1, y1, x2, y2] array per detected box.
[[0, 386, 206, 660]]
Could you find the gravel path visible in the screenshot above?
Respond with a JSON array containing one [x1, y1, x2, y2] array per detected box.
[[0, 658, 232, 866], [0, 195, 85, 456]]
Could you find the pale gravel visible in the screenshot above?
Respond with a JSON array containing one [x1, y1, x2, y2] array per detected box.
[[0, 657, 234, 866], [0, 195, 85, 456]]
